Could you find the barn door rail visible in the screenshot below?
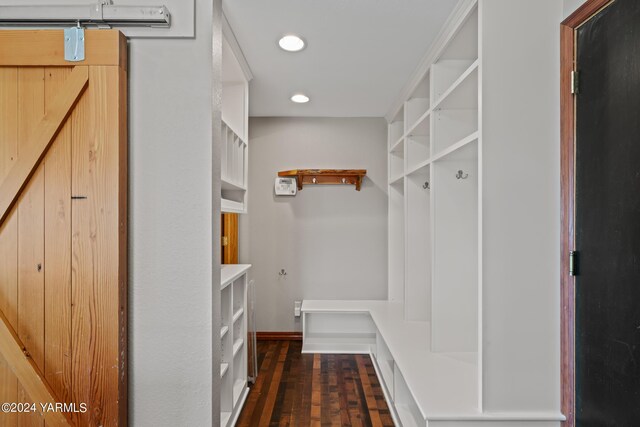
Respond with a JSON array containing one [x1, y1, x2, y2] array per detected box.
[[0, 2, 170, 28]]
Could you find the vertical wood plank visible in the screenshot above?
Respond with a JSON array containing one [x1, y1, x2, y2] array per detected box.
[[0, 67, 18, 183], [310, 354, 321, 427], [43, 67, 73, 407], [0, 66, 19, 427], [71, 66, 122, 426], [17, 67, 46, 427], [222, 213, 238, 264], [356, 355, 383, 427], [117, 65, 128, 427], [259, 341, 288, 426]]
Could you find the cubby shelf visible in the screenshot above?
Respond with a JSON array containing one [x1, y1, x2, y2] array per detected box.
[[232, 308, 244, 323], [389, 136, 405, 153], [220, 362, 229, 378], [221, 178, 246, 192], [431, 131, 479, 163], [432, 60, 479, 111], [232, 339, 244, 357], [220, 264, 250, 427], [389, 174, 404, 186]]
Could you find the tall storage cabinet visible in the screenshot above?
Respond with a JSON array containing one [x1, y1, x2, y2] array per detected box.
[[384, 0, 563, 424], [304, 1, 561, 425], [219, 22, 253, 427], [220, 265, 251, 427]]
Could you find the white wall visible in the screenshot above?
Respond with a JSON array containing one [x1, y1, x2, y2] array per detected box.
[[480, 0, 562, 414], [128, 1, 221, 424], [563, 0, 583, 18], [240, 117, 388, 332]]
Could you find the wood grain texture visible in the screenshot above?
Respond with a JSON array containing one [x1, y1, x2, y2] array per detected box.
[[0, 311, 71, 427], [561, 0, 615, 26], [71, 65, 124, 426], [43, 67, 73, 407], [0, 30, 126, 69], [0, 66, 19, 427], [117, 65, 129, 427], [0, 66, 88, 227], [560, 23, 576, 427], [278, 169, 367, 191], [222, 213, 238, 264], [0, 31, 127, 426], [560, 2, 613, 426], [0, 67, 18, 183], [17, 67, 46, 427], [237, 341, 394, 427]]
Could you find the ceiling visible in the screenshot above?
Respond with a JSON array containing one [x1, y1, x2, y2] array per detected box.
[[223, 0, 458, 118]]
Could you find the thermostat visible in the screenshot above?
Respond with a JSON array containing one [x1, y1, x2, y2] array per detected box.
[[275, 177, 297, 196]]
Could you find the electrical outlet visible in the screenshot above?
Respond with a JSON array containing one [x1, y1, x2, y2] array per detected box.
[[294, 300, 302, 317]]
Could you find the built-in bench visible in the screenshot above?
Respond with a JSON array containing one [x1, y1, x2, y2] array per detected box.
[[302, 300, 479, 427]]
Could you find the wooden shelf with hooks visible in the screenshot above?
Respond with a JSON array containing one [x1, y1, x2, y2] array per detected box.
[[278, 169, 367, 191]]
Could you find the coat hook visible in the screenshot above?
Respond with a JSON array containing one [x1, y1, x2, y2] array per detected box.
[[456, 170, 469, 180], [423, 181, 430, 189]]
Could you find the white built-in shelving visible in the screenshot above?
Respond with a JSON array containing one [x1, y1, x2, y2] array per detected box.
[[221, 34, 250, 214], [305, 0, 565, 425], [220, 264, 251, 427]]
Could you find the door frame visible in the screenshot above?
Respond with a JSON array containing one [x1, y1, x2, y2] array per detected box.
[[560, 1, 615, 426]]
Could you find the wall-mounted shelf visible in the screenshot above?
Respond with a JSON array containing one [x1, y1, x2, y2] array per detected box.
[[278, 169, 367, 191]]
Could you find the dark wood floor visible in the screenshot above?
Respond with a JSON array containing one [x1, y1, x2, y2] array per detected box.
[[237, 340, 395, 427]]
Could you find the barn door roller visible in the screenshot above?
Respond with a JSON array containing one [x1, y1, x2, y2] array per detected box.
[[64, 24, 85, 62], [0, 1, 170, 28]]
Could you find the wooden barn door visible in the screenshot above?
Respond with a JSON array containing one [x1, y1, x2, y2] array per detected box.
[[0, 30, 127, 427]]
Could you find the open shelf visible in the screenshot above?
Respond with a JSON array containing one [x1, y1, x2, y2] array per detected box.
[[432, 65, 478, 154], [437, 6, 478, 62], [303, 333, 376, 354], [405, 72, 430, 131], [431, 131, 479, 163], [221, 412, 231, 427], [432, 141, 478, 352], [302, 300, 478, 420], [232, 379, 246, 406], [405, 164, 431, 322], [221, 178, 246, 192], [232, 339, 244, 357], [220, 362, 229, 378], [407, 136, 430, 173], [389, 139, 405, 183], [232, 308, 244, 324], [278, 169, 367, 191], [221, 121, 247, 188], [388, 106, 404, 148], [388, 178, 405, 303], [432, 60, 476, 102], [302, 312, 376, 354]]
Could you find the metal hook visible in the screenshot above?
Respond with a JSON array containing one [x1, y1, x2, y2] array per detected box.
[[423, 181, 430, 189], [456, 170, 469, 180]]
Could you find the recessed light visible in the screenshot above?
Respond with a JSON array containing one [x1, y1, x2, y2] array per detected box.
[[291, 94, 310, 104], [279, 35, 305, 52]]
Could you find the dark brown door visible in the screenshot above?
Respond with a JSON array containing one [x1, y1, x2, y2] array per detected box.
[[575, 0, 640, 424]]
